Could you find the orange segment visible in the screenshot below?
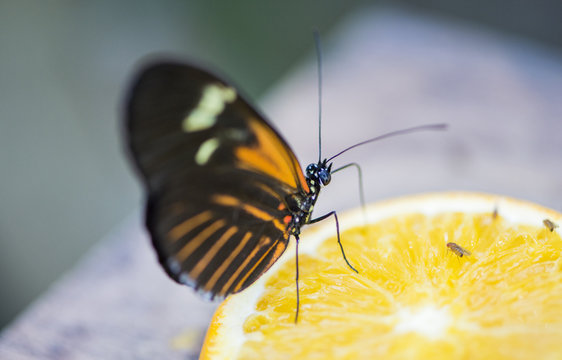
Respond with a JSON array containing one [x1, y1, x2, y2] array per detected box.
[[200, 192, 562, 359]]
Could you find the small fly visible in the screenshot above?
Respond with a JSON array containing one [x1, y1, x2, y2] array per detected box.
[[543, 219, 559, 232], [446, 242, 471, 258]]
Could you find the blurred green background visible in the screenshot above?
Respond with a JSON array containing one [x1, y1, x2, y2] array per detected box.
[[1, 0, 561, 330]]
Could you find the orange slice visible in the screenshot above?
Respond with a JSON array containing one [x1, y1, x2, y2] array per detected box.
[[200, 192, 562, 359]]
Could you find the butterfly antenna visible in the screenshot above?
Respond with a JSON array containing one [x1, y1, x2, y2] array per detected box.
[[327, 123, 448, 162], [314, 30, 323, 163]]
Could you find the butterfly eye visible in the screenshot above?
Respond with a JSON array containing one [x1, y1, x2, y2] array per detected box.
[[318, 168, 331, 185]]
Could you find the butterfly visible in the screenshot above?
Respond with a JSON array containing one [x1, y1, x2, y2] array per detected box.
[[124, 59, 446, 322]]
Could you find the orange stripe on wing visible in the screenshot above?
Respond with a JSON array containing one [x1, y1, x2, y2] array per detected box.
[[168, 210, 213, 242], [204, 231, 253, 294], [176, 219, 226, 262], [212, 194, 286, 233], [235, 117, 309, 193], [235, 146, 288, 185], [224, 236, 276, 294], [256, 182, 284, 202], [232, 238, 283, 293], [240, 236, 288, 291], [212, 194, 270, 221], [190, 226, 238, 279], [266, 238, 288, 267], [296, 167, 309, 193]]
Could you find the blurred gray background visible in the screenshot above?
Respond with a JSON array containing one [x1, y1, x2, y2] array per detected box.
[[1, 0, 561, 331]]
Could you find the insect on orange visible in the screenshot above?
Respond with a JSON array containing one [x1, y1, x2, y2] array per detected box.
[[446, 242, 471, 258], [543, 219, 559, 232], [124, 34, 447, 323]]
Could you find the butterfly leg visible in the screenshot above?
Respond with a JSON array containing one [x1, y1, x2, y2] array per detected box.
[[294, 234, 300, 324], [332, 162, 367, 226], [310, 211, 359, 274]]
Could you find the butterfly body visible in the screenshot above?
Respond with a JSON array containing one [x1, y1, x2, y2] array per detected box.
[[126, 61, 334, 300], [287, 160, 333, 231]]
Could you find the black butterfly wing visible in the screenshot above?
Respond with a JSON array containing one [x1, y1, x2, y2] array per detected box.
[[125, 61, 310, 298]]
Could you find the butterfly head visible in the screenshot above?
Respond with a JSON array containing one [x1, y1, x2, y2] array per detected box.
[[306, 159, 332, 192]]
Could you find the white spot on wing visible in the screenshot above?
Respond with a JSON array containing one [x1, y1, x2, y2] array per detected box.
[[195, 138, 220, 165], [183, 83, 237, 132], [178, 272, 196, 287], [167, 258, 181, 274]]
